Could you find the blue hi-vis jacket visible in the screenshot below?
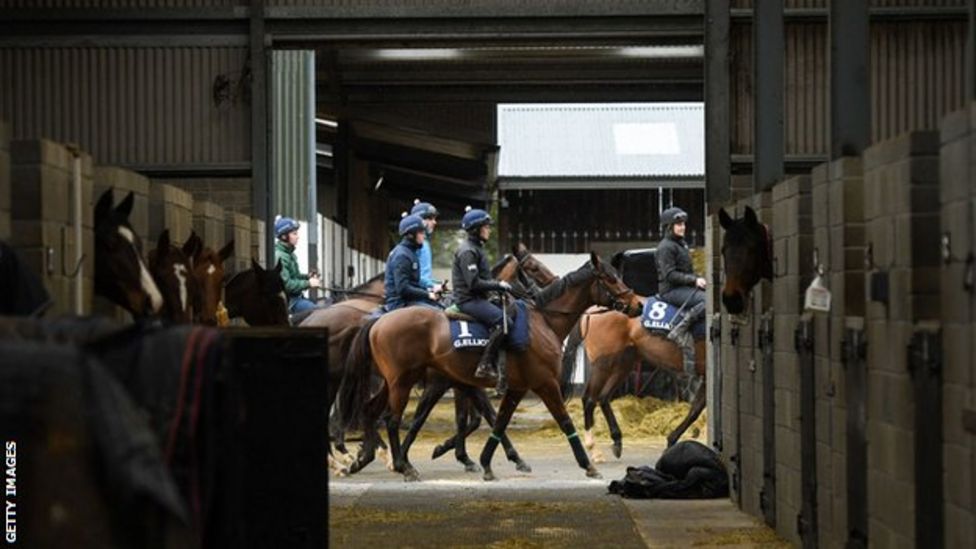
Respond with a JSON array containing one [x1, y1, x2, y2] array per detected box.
[[418, 237, 438, 289], [384, 239, 430, 310]]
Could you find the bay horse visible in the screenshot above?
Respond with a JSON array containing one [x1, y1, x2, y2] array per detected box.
[[147, 229, 201, 324], [94, 188, 164, 318], [181, 232, 235, 326], [338, 252, 643, 482], [223, 259, 290, 326], [559, 205, 773, 458]]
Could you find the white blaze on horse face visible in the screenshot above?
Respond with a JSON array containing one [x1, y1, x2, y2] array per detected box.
[[206, 264, 216, 276], [118, 226, 164, 313], [173, 263, 189, 312]]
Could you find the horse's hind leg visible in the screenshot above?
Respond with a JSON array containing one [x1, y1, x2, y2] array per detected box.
[[596, 364, 631, 459], [463, 385, 531, 473], [535, 379, 601, 479], [450, 391, 482, 472], [667, 376, 707, 447], [478, 389, 526, 481], [342, 385, 388, 476], [399, 378, 451, 476], [582, 395, 605, 463]]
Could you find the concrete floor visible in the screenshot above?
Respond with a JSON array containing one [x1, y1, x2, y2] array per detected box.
[[329, 400, 786, 548]]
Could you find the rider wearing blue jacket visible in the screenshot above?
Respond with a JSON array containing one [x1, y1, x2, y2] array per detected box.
[[410, 199, 443, 292], [384, 214, 440, 311]]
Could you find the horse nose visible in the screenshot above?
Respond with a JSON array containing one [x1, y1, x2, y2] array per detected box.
[[722, 292, 744, 315]]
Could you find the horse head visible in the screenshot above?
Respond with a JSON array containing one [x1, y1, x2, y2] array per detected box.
[[225, 259, 289, 326], [718, 206, 773, 315], [187, 235, 234, 325], [147, 229, 199, 324], [587, 252, 643, 317], [513, 242, 558, 290], [94, 188, 163, 318]]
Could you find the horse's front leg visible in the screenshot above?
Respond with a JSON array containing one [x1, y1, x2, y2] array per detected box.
[[667, 376, 707, 447], [399, 378, 451, 476], [535, 379, 601, 479], [464, 385, 531, 473], [478, 389, 526, 481]]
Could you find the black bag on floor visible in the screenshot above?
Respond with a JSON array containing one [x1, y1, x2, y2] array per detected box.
[[608, 440, 729, 499]]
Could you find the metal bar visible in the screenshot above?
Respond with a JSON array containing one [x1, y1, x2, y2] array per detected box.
[[795, 317, 818, 549], [843, 322, 868, 549], [968, 0, 975, 101], [730, 6, 969, 22], [307, 51, 319, 277], [830, 0, 870, 159], [909, 327, 944, 549], [708, 313, 723, 451], [728, 320, 743, 508], [498, 177, 705, 190], [250, 0, 272, 266], [758, 311, 776, 527], [705, 0, 730, 212], [753, 0, 784, 193]]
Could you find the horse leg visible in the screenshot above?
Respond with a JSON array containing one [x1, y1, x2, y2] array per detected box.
[[341, 384, 388, 476], [451, 392, 482, 472], [464, 385, 531, 473], [478, 389, 526, 481], [385, 378, 422, 482], [667, 375, 707, 447], [598, 399, 624, 459], [534, 379, 601, 479], [581, 395, 605, 464], [399, 379, 451, 475]]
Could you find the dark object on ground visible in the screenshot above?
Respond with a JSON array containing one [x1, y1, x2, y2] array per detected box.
[[608, 440, 729, 499]]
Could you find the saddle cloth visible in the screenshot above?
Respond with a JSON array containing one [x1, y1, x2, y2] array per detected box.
[[449, 300, 530, 351], [641, 296, 706, 340]]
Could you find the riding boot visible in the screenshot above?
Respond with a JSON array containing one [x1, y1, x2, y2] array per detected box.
[[667, 301, 707, 356], [475, 325, 506, 380]]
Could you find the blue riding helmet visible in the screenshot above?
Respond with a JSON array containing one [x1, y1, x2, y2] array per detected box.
[[398, 214, 426, 237], [410, 199, 439, 219], [461, 207, 492, 231], [274, 216, 300, 238]]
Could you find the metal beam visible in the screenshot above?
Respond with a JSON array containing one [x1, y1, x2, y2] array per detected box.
[[753, 0, 784, 193], [731, 6, 969, 22], [705, 0, 730, 212], [250, 0, 272, 266], [498, 177, 704, 190], [830, 0, 870, 158], [969, 0, 976, 100]]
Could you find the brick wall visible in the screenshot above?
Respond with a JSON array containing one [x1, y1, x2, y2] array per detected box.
[[938, 102, 976, 549], [193, 200, 226, 252], [0, 120, 10, 240], [148, 183, 193, 247]]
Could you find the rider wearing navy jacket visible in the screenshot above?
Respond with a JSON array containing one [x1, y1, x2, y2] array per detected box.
[[452, 206, 514, 389], [384, 214, 440, 311]]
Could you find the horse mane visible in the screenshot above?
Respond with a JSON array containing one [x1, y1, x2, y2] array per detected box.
[[490, 254, 514, 277], [535, 262, 595, 309]]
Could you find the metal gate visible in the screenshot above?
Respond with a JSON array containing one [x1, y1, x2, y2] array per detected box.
[[795, 317, 818, 548], [841, 321, 868, 549]]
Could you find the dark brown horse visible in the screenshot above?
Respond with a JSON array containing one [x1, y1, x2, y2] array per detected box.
[[338, 252, 643, 482], [94, 188, 164, 318], [559, 205, 774, 457], [147, 229, 201, 324], [181, 232, 235, 326], [223, 259, 290, 326]]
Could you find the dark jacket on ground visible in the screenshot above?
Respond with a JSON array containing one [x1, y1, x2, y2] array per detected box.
[[384, 239, 430, 310], [656, 233, 697, 296], [452, 236, 505, 304]]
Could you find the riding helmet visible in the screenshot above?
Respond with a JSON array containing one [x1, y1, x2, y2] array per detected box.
[[461, 206, 492, 232], [398, 213, 426, 237], [660, 207, 688, 228], [274, 215, 300, 238], [410, 199, 439, 219]]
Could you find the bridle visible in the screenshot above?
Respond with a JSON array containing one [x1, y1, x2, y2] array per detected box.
[[593, 273, 639, 316]]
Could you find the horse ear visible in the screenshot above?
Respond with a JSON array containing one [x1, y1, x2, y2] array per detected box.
[[718, 208, 734, 230], [95, 188, 114, 220], [218, 240, 235, 262], [744, 206, 759, 226], [182, 231, 202, 260], [157, 229, 171, 252], [512, 242, 527, 258], [251, 258, 264, 273], [115, 191, 135, 219], [590, 251, 602, 268]]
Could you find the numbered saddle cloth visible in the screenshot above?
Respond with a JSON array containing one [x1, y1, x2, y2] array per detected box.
[[641, 297, 706, 340], [450, 300, 531, 351]]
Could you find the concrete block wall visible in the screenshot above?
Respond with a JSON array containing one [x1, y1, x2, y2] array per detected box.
[[91, 166, 151, 322], [938, 102, 976, 549], [154, 177, 252, 217], [252, 218, 266, 268], [0, 120, 10, 240], [863, 130, 943, 547], [148, 182, 193, 247], [193, 200, 226, 252], [225, 212, 252, 274], [9, 139, 94, 316], [770, 175, 813, 545]]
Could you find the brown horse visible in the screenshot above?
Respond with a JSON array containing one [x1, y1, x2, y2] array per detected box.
[[147, 229, 201, 324], [223, 259, 290, 326], [94, 188, 164, 318], [181, 232, 235, 325], [338, 252, 643, 482], [559, 205, 773, 457]]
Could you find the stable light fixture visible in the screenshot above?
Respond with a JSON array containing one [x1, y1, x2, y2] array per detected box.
[[616, 45, 704, 59], [315, 117, 338, 128], [372, 48, 464, 61]]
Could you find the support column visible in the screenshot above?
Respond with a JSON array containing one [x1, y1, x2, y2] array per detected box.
[[705, 0, 731, 211], [830, 0, 870, 158], [250, 0, 272, 266], [753, 0, 784, 193]]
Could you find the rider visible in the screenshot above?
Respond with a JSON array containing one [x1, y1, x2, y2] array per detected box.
[[656, 207, 706, 373], [452, 206, 514, 390], [410, 199, 445, 295], [274, 215, 321, 314], [384, 213, 441, 311]]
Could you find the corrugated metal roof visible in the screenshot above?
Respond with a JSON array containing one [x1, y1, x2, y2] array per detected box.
[[497, 103, 704, 178]]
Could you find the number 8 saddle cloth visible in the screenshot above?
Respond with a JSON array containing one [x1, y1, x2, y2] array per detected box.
[[641, 297, 707, 340]]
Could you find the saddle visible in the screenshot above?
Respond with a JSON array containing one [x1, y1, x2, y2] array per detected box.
[[447, 301, 531, 351], [444, 304, 476, 322], [641, 296, 706, 340]]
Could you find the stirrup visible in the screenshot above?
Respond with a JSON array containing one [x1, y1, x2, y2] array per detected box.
[[475, 362, 497, 379]]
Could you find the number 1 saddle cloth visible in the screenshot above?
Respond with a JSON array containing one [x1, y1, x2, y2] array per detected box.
[[447, 300, 531, 351]]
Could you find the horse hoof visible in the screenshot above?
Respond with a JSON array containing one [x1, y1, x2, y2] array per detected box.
[[483, 470, 497, 482], [592, 450, 606, 464], [515, 461, 532, 473], [463, 462, 482, 473], [612, 443, 622, 459], [403, 468, 421, 482], [586, 466, 602, 479], [431, 445, 449, 460], [337, 467, 351, 477]]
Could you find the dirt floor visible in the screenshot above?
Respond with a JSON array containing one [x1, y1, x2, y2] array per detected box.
[[329, 396, 786, 548]]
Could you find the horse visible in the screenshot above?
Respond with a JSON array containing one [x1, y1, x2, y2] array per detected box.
[[181, 232, 234, 326], [94, 188, 164, 318], [223, 259, 290, 326], [717, 206, 772, 315], [147, 230, 201, 324], [558, 205, 774, 458], [337, 252, 643, 482]]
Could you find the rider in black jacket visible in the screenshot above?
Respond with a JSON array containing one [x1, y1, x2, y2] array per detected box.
[[656, 207, 707, 364], [452, 207, 513, 391]]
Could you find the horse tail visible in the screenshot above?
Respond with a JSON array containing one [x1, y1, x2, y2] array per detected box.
[[560, 319, 585, 401], [337, 316, 379, 431]]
